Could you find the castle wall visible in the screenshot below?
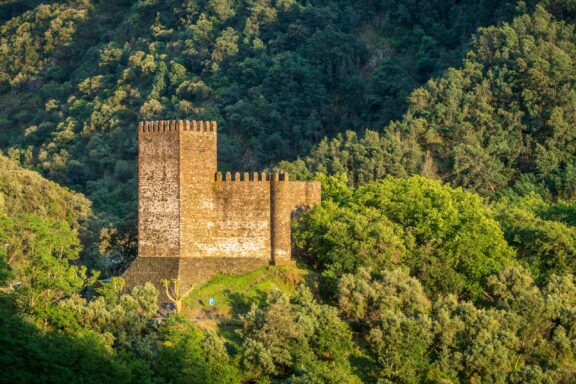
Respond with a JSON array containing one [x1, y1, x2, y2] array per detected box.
[[210, 172, 271, 259], [271, 177, 321, 264], [130, 119, 322, 300], [178, 120, 218, 258], [138, 121, 180, 258], [286, 181, 322, 209]]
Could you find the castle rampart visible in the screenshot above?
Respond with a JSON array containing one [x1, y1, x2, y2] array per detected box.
[[125, 120, 321, 294]]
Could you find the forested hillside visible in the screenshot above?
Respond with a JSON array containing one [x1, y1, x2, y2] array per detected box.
[[283, 3, 576, 200], [0, 0, 537, 266], [1, 0, 576, 383]]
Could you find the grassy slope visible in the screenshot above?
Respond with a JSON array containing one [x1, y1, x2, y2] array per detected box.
[[182, 265, 319, 321], [180, 264, 377, 381]]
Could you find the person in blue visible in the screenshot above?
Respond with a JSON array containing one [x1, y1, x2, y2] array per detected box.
[[209, 298, 215, 306]]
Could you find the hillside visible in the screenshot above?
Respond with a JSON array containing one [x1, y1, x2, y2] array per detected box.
[[281, 3, 576, 200], [0, 1, 576, 383], [0, 153, 90, 225], [0, 0, 534, 267], [182, 265, 317, 320]]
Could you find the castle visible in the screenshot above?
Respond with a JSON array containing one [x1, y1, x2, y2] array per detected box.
[[123, 120, 321, 294]]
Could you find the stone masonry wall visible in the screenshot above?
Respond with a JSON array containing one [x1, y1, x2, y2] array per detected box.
[[127, 120, 321, 298], [179, 120, 217, 258], [138, 121, 180, 258], [271, 176, 321, 264], [210, 172, 272, 259]]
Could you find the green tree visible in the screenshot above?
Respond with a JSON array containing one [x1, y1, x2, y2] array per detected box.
[[55, 279, 158, 356], [287, 4, 576, 202], [339, 269, 432, 383], [0, 296, 154, 384], [296, 176, 515, 298], [0, 213, 95, 320], [497, 195, 576, 282], [240, 287, 359, 383], [156, 316, 239, 384]]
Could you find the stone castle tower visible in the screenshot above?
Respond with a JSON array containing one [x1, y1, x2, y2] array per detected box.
[[124, 120, 321, 292]]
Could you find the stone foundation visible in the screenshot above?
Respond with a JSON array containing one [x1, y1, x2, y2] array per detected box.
[[124, 256, 270, 302]]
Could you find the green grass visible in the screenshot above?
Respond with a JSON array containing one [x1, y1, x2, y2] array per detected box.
[[182, 265, 318, 320], [181, 265, 378, 382]]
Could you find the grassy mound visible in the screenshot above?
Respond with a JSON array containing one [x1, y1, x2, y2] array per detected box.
[[182, 265, 318, 321]]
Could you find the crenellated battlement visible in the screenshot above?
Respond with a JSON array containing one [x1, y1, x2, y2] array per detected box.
[[214, 171, 289, 182], [128, 117, 320, 300], [139, 120, 217, 133]]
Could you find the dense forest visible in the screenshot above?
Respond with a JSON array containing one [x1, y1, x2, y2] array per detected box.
[[0, 0, 575, 383]]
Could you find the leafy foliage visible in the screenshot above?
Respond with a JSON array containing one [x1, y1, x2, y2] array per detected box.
[[0, 213, 94, 320], [0, 153, 89, 226], [1, 1, 576, 383], [497, 194, 576, 282], [156, 318, 240, 384], [337, 267, 576, 383], [296, 175, 515, 298], [0, 296, 151, 384], [240, 286, 359, 383], [288, 3, 576, 202], [0, 0, 530, 266]]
